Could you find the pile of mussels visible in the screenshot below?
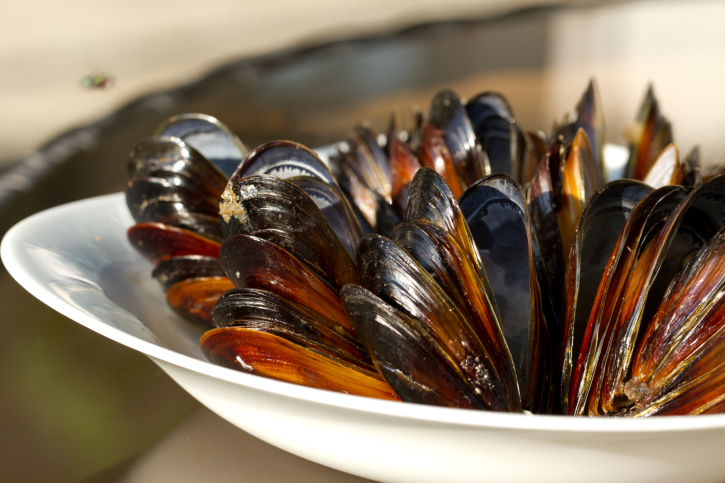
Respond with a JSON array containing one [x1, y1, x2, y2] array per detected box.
[[125, 81, 725, 416]]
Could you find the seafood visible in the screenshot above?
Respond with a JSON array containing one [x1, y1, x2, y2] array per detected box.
[[125, 115, 245, 326], [126, 82, 725, 416]]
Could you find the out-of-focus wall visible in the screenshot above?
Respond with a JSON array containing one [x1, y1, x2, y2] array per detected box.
[[2, 0, 724, 166], [0, 0, 553, 164]]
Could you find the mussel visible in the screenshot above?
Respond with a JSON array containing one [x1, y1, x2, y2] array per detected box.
[[124, 82, 725, 417], [125, 115, 245, 327]]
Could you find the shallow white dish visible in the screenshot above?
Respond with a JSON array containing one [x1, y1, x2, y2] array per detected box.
[[3, 192, 725, 483]]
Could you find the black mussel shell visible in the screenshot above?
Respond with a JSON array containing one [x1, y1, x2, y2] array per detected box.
[[465, 92, 517, 178], [288, 175, 363, 259], [230, 140, 337, 187], [429, 89, 490, 186], [219, 174, 358, 291], [560, 179, 655, 414], [459, 173, 550, 411], [154, 113, 249, 177], [219, 234, 356, 338], [212, 287, 370, 368], [341, 284, 488, 409], [356, 234, 519, 411], [152, 255, 225, 290]]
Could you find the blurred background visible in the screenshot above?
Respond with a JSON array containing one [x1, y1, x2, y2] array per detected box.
[[1, 0, 725, 481]]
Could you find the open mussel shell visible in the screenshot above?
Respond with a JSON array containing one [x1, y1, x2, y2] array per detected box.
[[331, 147, 398, 236], [553, 80, 605, 185], [388, 135, 422, 213], [341, 284, 487, 409], [212, 287, 370, 368], [166, 276, 235, 327], [560, 179, 654, 415], [219, 234, 356, 338], [127, 223, 221, 264], [405, 168, 518, 385], [126, 175, 221, 224], [625, 228, 725, 415], [390, 220, 520, 407], [155, 213, 224, 242], [128, 137, 228, 196], [569, 175, 725, 415], [528, 130, 600, 342], [558, 128, 600, 257], [154, 113, 249, 177], [642, 143, 684, 189], [616, 176, 725, 413], [465, 92, 518, 178], [126, 137, 228, 224], [429, 89, 490, 186], [355, 234, 519, 411], [152, 255, 225, 290], [419, 123, 464, 199], [459, 173, 551, 412], [626, 85, 674, 180], [229, 140, 337, 187], [287, 175, 363, 259], [200, 326, 399, 400], [219, 174, 358, 291], [351, 123, 392, 196]]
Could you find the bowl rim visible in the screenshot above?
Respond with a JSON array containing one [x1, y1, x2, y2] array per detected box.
[[4, 191, 725, 434]]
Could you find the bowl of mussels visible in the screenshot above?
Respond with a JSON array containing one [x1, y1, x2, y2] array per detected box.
[[4, 81, 725, 483]]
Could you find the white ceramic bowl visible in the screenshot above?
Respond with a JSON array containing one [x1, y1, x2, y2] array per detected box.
[[3, 192, 725, 483]]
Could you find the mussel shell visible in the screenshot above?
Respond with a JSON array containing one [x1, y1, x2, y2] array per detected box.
[[333, 149, 379, 232], [587, 186, 688, 415], [642, 144, 683, 189], [558, 128, 600, 259], [229, 140, 337, 187], [155, 213, 224, 242], [356, 234, 517, 411], [560, 179, 654, 414], [429, 89, 490, 185], [354, 123, 391, 191], [553, 80, 605, 185], [527, 138, 567, 322], [341, 284, 487, 409], [583, 175, 725, 415], [128, 137, 228, 197], [166, 276, 234, 327], [154, 113, 249, 177], [626, 85, 674, 180], [419, 122, 464, 199], [125, 175, 221, 223], [465, 92, 517, 177], [346, 127, 391, 201], [288, 175, 363, 259], [127, 223, 221, 263], [459, 173, 547, 410], [390, 220, 521, 410], [406, 168, 479, 265], [200, 327, 399, 400], [388, 136, 422, 213], [212, 287, 370, 369], [152, 255, 225, 290], [628, 228, 725, 412], [219, 234, 356, 337], [219, 174, 358, 291]]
